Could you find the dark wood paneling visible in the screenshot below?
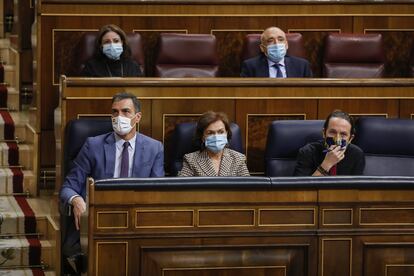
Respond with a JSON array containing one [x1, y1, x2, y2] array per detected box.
[[400, 100, 414, 119], [136, 210, 193, 228], [363, 242, 414, 276], [96, 242, 128, 276], [321, 239, 351, 276], [318, 99, 400, 119], [140, 245, 308, 276], [87, 179, 414, 276], [198, 209, 254, 226], [360, 208, 414, 225], [366, 30, 414, 77], [38, 4, 414, 169], [322, 208, 353, 226]]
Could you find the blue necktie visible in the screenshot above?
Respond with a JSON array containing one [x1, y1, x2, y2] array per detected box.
[[120, 141, 130, 178], [274, 63, 283, 78]]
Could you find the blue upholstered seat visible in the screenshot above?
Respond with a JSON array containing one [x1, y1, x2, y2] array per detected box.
[[63, 118, 113, 176], [354, 117, 414, 176], [61, 118, 113, 274], [265, 120, 324, 176]]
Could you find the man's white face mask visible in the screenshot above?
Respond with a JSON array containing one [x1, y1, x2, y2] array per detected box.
[[112, 115, 133, 136]]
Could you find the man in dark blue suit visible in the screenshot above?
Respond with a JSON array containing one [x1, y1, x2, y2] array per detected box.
[[241, 27, 312, 78], [60, 92, 164, 274]]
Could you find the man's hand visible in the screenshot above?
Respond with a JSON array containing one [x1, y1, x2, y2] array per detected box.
[[72, 196, 86, 231], [321, 145, 345, 171]]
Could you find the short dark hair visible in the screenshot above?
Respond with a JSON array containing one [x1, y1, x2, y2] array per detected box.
[[195, 111, 232, 150], [112, 92, 141, 113], [324, 110, 355, 135], [95, 24, 132, 59]]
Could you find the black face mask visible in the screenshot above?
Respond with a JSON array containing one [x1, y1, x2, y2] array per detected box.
[[325, 136, 347, 149]]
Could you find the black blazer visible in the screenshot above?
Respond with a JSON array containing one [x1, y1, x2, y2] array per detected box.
[[81, 57, 143, 77], [240, 54, 312, 78]]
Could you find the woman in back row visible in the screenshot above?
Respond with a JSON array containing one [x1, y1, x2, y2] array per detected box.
[[81, 24, 143, 77], [178, 111, 250, 176]]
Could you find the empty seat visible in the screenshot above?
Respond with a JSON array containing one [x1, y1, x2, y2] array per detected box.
[[155, 33, 219, 77], [169, 122, 243, 176], [323, 33, 385, 78], [70, 32, 145, 76], [354, 117, 414, 176], [241, 33, 307, 61], [265, 120, 323, 176]]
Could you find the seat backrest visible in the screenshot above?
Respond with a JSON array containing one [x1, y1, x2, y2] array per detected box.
[[241, 33, 307, 61], [323, 33, 385, 78], [155, 33, 219, 77], [353, 117, 414, 176], [265, 120, 324, 176], [63, 118, 113, 177], [70, 32, 145, 76], [169, 122, 243, 176]]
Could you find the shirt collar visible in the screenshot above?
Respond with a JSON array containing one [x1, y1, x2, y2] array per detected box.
[[114, 133, 137, 151], [267, 58, 285, 67]]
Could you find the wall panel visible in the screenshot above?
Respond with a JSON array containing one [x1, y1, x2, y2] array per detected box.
[[39, 0, 414, 169]]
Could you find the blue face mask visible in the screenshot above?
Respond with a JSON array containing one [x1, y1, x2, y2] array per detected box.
[[205, 134, 228, 153], [102, 43, 123, 60], [266, 43, 287, 63]]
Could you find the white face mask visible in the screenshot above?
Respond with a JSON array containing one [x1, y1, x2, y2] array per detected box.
[[112, 115, 133, 136]]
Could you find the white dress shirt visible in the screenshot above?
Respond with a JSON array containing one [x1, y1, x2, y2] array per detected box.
[[267, 58, 287, 78], [113, 133, 136, 178]]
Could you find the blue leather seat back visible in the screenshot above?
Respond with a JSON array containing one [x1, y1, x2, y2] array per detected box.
[[265, 120, 324, 176], [63, 118, 113, 177], [169, 122, 244, 176], [354, 117, 414, 176]]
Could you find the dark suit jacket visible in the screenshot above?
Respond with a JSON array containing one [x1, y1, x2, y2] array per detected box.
[[81, 57, 142, 77], [240, 54, 312, 77], [293, 141, 365, 176], [60, 132, 164, 204]]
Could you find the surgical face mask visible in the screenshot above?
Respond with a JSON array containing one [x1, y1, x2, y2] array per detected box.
[[325, 136, 347, 150], [266, 43, 287, 63], [112, 115, 133, 136], [204, 134, 228, 153], [102, 43, 123, 60]]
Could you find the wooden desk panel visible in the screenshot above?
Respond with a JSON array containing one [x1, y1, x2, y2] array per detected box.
[[85, 178, 414, 276]]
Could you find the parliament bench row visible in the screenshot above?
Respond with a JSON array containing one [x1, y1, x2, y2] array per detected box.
[[63, 116, 414, 179], [70, 32, 414, 78]]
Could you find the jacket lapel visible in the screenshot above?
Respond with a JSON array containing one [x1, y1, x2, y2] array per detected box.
[[198, 151, 217, 176], [258, 55, 270, 77], [218, 148, 232, 176], [132, 134, 145, 177], [104, 133, 116, 177], [284, 56, 294, 77]]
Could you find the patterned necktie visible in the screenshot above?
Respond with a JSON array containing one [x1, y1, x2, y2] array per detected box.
[[273, 63, 283, 78], [120, 141, 130, 178]]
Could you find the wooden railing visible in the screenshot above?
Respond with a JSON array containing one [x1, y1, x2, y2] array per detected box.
[[83, 176, 414, 276]]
